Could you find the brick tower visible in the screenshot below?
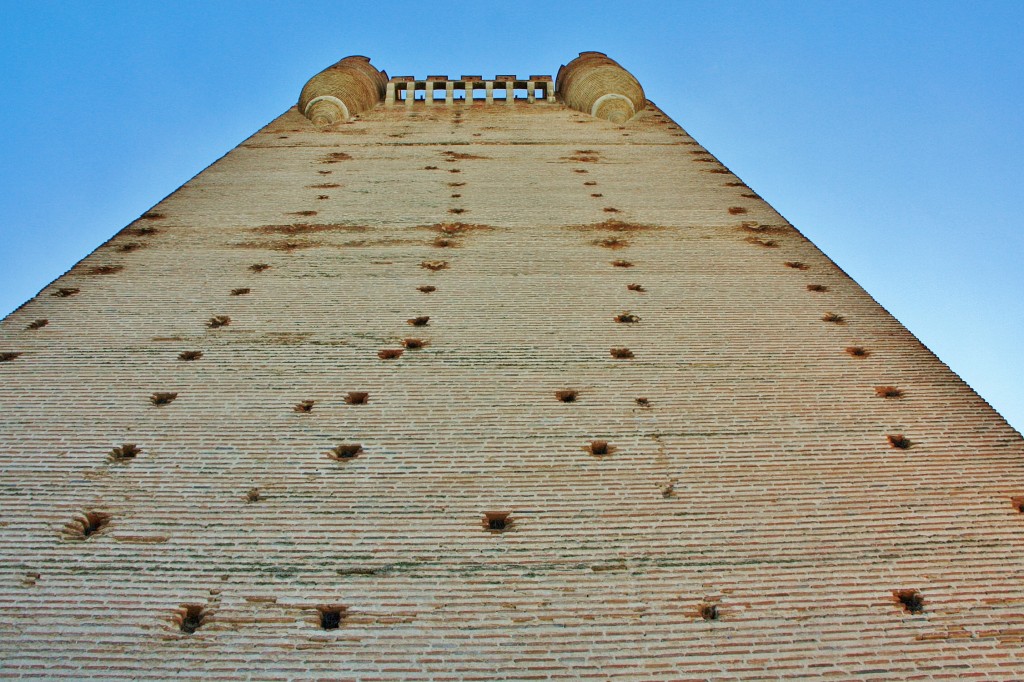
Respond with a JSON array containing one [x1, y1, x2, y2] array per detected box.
[[2, 52, 1024, 680]]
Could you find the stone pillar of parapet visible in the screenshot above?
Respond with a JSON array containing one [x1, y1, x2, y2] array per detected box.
[[427, 77, 447, 106], [385, 81, 396, 106], [463, 77, 481, 105], [298, 55, 387, 125], [532, 76, 555, 103], [555, 52, 645, 123], [495, 76, 514, 105], [485, 81, 494, 104], [446, 81, 454, 104]]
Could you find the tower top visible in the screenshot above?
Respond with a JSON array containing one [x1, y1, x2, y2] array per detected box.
[[297, 52, 646, 124], [556, 52, 645, 124]]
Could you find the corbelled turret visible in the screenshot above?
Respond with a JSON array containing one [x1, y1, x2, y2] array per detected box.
[[556, 51, 645, 123], [298, 55, 388, 126]]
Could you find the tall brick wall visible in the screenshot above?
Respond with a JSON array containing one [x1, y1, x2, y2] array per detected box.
[[2, 90, 1023, 680]]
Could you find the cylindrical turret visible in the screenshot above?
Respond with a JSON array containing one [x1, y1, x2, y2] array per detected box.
[[556, 52, 645, 124], [298, 56, 388, 126]]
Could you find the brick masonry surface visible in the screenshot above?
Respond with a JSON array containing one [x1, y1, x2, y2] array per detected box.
[[1, 98, 1024, 681]]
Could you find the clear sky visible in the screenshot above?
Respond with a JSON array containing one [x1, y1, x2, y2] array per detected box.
[[1, 1, 1021, 432]]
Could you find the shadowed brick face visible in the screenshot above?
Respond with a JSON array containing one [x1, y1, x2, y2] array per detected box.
[[2, 75, 1024, 680]]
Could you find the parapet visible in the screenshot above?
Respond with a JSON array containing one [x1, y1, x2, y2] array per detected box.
[[555, 52, 645, 123], [298, 56, 388, 126], [384, 75, 556, 105]]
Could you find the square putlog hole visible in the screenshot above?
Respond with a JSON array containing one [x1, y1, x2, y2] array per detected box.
[[483, 511, 511, 532], [109, 443, 141, 463], [875, 386, 904, 399], [176, 604, 209, 634], [596, 237, 629, 249], [894, 589, 924, 614], [345, 391, 369, 405], [329, 444, 363, 461], [318, 605, 347, 630], [64, 511, 111, 540], [698, 602, 719, 620], [887, 434, 912, 449], [87, 265, 124, 276]]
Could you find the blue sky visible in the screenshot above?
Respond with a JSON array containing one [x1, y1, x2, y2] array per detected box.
[[1, 1, 1021, 431]]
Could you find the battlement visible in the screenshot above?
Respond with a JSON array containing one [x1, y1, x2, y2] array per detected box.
[[385, 75, 556, 105]]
